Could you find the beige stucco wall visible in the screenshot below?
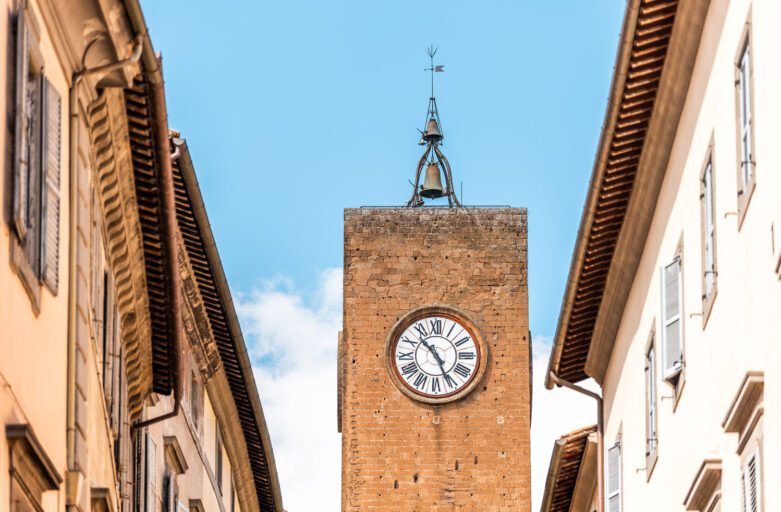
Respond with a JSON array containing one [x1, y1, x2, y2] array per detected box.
[[0, 1, 256, 511], [601, 0, 781, 510], [0, 0, 72, 509]]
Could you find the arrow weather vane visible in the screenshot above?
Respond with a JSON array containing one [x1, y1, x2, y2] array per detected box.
[[425, 44, 445, 99]]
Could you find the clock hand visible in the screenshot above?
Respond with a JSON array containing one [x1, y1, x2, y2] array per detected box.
[[419, 339, 448, 376]]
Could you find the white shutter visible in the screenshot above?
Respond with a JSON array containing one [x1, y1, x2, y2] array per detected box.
[[741, 450, 761, 512], [41, 77, 61, 292], [661, 257, 683, 380], [607, 440, 621, 512], [12, 9, 30, 240]]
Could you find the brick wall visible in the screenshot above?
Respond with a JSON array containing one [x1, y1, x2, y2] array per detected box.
[[342, 207, 530, 511]]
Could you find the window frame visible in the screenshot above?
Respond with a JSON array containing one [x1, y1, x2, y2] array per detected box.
[[606, 433, 622, 512], [660, 239, 686, 407], [644, 329, 659, 478], [700, 146, 718, 325], [734, 17, 756, 228]]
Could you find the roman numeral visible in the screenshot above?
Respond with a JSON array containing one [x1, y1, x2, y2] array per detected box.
[[429, 319, 442, 336], [444, 374, 457, 389], [458, 351, 476, 360], [431, 377, 441, 393], [455, 336, 471, 347], [401, 362, 418, 376], [454, 363, 471, 378], [413, 373, 428, 390], [397, 351, 414, 361], [401, 335, 417, 347], [446, 323, 456, 338], [413, 323, 428, 339]]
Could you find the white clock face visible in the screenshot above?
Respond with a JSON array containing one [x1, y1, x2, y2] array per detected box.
[[390, 314, 481, 399]]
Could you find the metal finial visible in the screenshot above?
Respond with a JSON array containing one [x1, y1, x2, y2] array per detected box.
[[406, 46, 460, 208]]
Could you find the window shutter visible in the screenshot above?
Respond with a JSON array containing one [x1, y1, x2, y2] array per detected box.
[[12, 9, 30, 240], [607, 440, 622, 512], [41, 77, 61, 293], [741, 451, 761, 512], [661, 257, 683, 380], [146, 432, 157, 512], [134, 431, 144, 512]]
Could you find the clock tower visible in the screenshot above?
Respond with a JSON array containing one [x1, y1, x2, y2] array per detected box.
[[338, 49, 531, 511]]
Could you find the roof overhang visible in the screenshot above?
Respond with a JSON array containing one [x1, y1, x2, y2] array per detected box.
[[540, 426, 598, 512], [546, 0, 712, 388], [172, 138, 284, 511]]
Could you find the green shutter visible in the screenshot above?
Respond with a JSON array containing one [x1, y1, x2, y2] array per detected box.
[[12, 9, 30, 240], [41, 77, 61, 292]]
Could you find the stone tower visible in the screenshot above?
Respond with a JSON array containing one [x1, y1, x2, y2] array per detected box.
[[339, 207, 531, 510]]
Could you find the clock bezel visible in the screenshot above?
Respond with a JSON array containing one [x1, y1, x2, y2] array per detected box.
[[385, 305, 488, 404]]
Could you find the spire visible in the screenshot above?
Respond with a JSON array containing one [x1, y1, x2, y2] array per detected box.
[[406, 45, 460, 207]]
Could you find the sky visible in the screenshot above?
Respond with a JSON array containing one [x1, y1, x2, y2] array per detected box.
[[140, 1, 624, 509]]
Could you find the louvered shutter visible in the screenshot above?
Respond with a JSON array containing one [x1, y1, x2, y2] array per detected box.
[[607, 440, 622, 512], [40, 78, 61, 292], [146, 432, 157, 512], [741, 451, 761, 512], [12, 9, 30, 240], [134, 431, 143, 512], [661, 257, 683, 380]]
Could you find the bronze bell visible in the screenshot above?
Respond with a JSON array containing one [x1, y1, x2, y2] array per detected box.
[[421, 162, 445, 198], [423, 118, 443, 142]]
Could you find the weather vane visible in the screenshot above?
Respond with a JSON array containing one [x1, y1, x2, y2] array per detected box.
[[406, 45, 461, 207]]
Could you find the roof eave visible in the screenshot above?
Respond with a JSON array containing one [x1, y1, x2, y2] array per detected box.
[[546, 0, 642, 390], [176, 140, 285, 511]]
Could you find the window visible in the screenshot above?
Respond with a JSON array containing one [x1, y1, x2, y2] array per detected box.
[[644, 334, 658, 474], [10, 7, 62, 306], [741, 449, 762, 512], [736, 35, 755, 218], [7, 424, 61, 512], [701, 154, 717, 319], [606, 436, 622, 512], [134, 431, 157, 512], [661, 254, 683, 386], [215, 424, 224, 492], [190, 370, 201, 431], [724, 372, 764, 512]]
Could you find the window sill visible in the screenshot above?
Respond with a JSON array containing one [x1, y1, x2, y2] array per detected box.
[[702, 288, 717, 329], [737, 178, 756, 231], [646, 450, 659, 481]]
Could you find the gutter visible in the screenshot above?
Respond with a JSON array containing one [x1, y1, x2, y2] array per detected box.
[[545, 0, 641, 390], [131, 54, 183, 430]]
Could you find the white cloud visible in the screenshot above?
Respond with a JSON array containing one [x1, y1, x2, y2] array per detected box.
[[238, 268, 343, 512], [238, 270, 597, 511], [530, 336, 598, 511]]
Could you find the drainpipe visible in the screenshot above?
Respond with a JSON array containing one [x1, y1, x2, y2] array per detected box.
[[66, 36, 142, 498], [132, 71, 183, 428], [120, 0, 184, 431], [548, 372, 604, 512]]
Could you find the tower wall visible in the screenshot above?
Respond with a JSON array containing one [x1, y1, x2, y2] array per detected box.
[[341, 207, 531, 511]]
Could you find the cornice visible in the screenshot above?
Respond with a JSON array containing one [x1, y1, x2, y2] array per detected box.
[[88, 89, 154, 417]]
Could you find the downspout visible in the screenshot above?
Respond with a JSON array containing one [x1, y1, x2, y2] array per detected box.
[[548, 372, 604, 512], [120, 0, 184, 430], [132, 58, 183, 430], [66, 36, 142, 493]]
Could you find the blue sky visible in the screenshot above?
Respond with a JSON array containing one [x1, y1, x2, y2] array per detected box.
[[141, 1, 623, 509]]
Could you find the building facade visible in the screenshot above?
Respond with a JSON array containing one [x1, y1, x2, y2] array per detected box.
[[340, 207, 531, 511], [544, 0, 780, 511], [0, 1, 282, 511]]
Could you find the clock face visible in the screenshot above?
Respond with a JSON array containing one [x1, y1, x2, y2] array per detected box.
[[387, 311, 484, 402]]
